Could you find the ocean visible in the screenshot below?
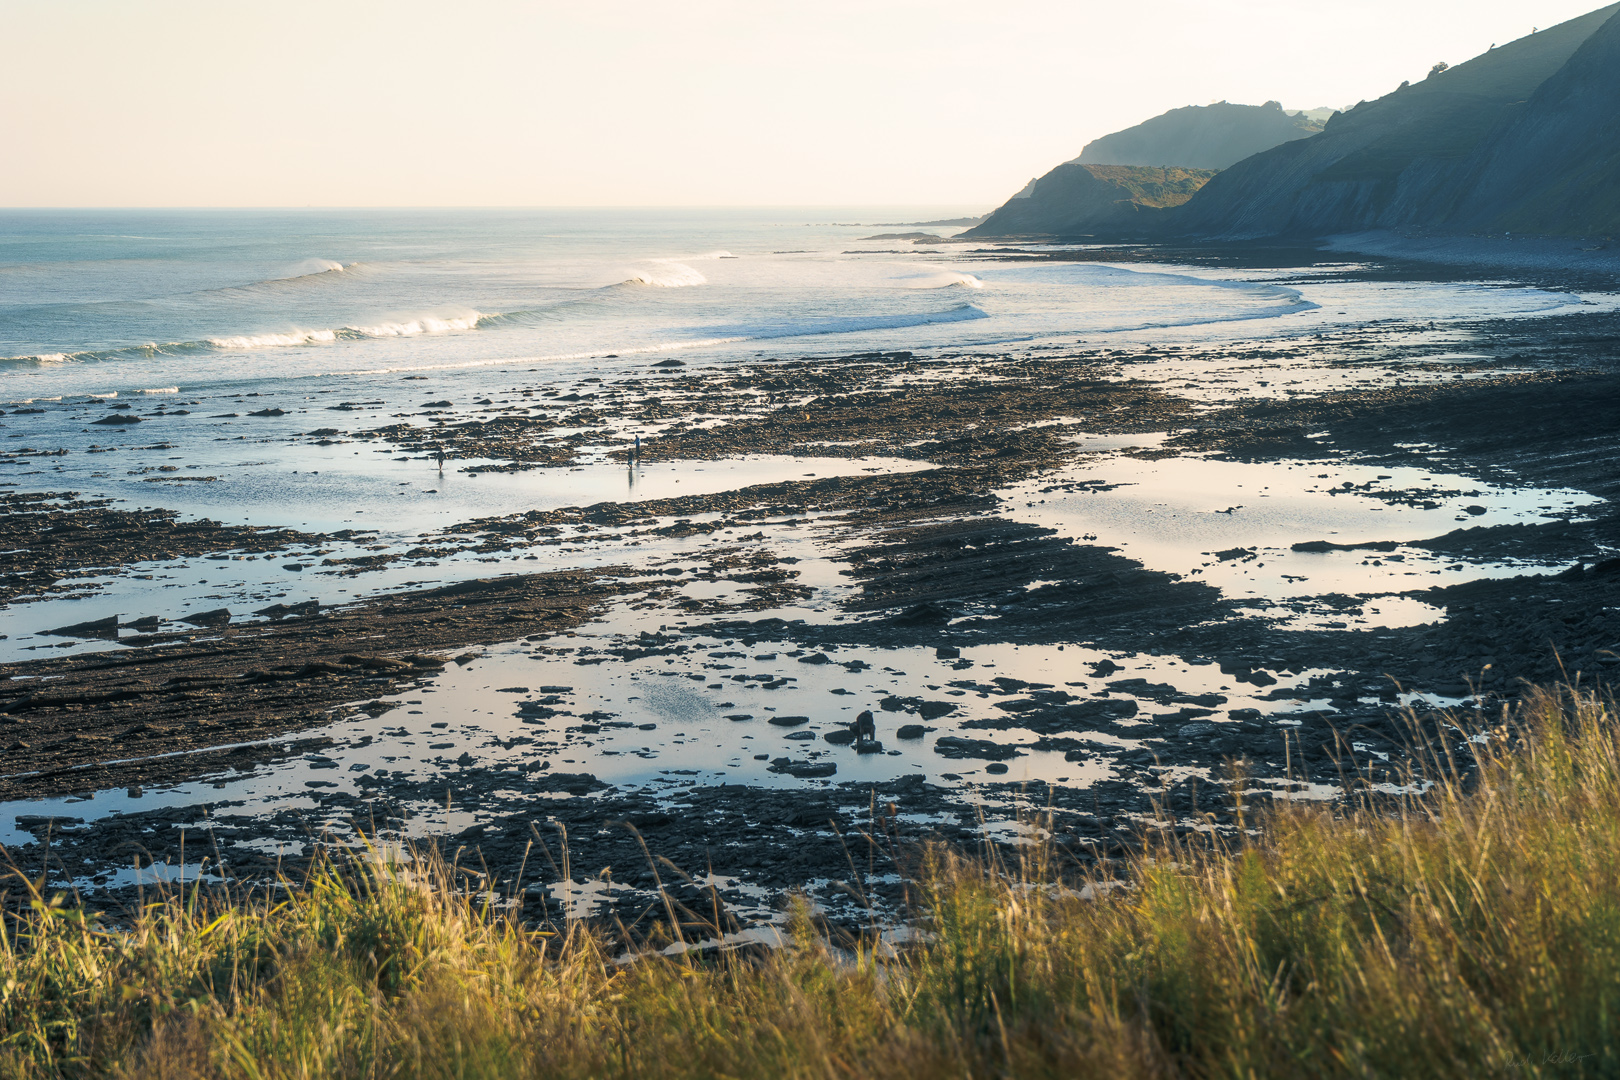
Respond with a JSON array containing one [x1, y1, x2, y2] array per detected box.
[[0, 206, 1368, 399], [5, 208, 1618, 900]]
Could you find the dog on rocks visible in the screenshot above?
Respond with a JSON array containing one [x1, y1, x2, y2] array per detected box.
[[850, 709, 877, 745]]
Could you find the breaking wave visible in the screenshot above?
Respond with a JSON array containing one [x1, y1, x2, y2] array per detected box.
[[197, 260, 364, 300], [916, 272, 983, 289], [621, 262, 707, 288], [206, 330, 339, 349], [317, 304, 996, 378], [209, 314, 485, 348], [616, 251, 738, 288], [0, 311, 489, 367]]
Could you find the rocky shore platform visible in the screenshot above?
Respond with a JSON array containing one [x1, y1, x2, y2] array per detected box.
[[5, 244, 1619, 929]]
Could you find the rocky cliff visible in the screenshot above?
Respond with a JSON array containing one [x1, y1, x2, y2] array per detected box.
[[1445, 9, 1620, 236], [971, 4, 1620, 242], [1077, 101, 1322, 171], [963, 164, 1216, 238], [1175, 3, 1620, 237]]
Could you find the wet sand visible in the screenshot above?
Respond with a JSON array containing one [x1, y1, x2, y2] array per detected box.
[[5, 245, 1620, 927]]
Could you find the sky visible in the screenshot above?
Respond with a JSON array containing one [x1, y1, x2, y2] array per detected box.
[[1, 0, 1607, 208]]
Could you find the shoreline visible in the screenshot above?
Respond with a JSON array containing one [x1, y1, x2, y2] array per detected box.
[[5, 244, 1620, 923]]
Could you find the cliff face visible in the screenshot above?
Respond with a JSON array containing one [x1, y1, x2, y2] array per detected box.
[[963, 164, 1216, 238], [1176, 4, 1620, 237], [1077, 101, 1322, 172], [1446, 11, 1620, 235]]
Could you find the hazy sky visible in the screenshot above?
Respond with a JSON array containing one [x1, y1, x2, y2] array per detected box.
[[2, 0, 1605, 207]]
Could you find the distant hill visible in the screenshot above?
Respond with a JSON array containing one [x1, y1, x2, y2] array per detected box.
[[964, 164, 1216, 238], [1177, 3, 1620, 237], [964, 100, 1320, 238], [1076, 101, 1323, 171], [965, 3, 1620, 242]]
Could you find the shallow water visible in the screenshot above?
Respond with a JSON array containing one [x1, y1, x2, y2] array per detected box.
[[5, 212, 1617, 877], [1011, 455, 1600, 627]]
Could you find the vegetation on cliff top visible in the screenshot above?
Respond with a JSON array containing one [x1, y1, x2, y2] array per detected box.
[[965, 164, 1216, 238], [1075, 100, 1322, 172]]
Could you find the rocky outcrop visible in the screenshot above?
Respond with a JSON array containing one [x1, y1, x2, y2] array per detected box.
[[963, 164, 1215, 238], [1076, 101, 1322, 171]]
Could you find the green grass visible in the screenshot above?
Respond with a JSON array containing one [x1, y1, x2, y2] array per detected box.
[[4, 683, 1620, 1078]]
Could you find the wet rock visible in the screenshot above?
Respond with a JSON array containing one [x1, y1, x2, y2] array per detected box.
[[255, 600, 319, 619], [985, 762, 1009, 774], [15, 815, 83, 830], [768, 715, 810, 727], [41, 615, 120, 639], [768, 758, 837, 778], [340, 654, 415, 671], [895, 724, 934, 740], [1291, 539, 1400, 553], [895, 601, 953, 625], [934, 736, 1022, 761], [532, 772, 604, 794], [180, 608, 231, 628], [91, 414, 141, 425]]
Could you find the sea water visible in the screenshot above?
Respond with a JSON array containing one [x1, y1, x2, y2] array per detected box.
[[3, 209, 1617, 859], [2, 207, 1596, 405]]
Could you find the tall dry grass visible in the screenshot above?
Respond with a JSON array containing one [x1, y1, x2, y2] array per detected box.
[[2, 683, 1617, 1079]]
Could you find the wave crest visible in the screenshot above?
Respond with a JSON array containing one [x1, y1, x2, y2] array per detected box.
[[343, 314, 483, 338], [622, 262, 707, 288], [208, 329, 339, 349], [0, 310, 489, 367]]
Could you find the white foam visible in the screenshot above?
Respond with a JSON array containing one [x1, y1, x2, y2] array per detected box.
[[279, 259, 350, 281], [344, 315, 482, 337], [324, 305, 990, 378], [138, 386, 179, 394], [892, 268, 985, 290], [624, 262, 707, 288], [929, 272, 984, 289], [86, 391, 117, 399], [208, 329, 338, 349]]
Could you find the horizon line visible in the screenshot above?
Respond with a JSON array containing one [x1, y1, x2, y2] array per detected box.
[[0, 203, 994, 213]]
